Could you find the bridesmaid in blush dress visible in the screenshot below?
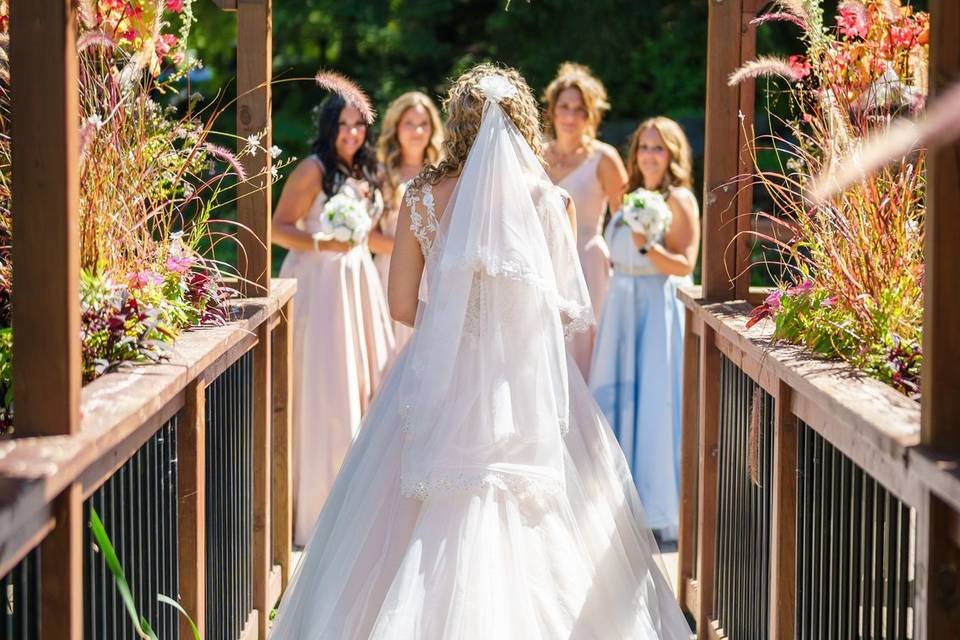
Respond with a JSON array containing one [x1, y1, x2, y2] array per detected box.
[[373, 91, 443, 351], [273, 91, 396, 546], [542, 63, 628, 379]]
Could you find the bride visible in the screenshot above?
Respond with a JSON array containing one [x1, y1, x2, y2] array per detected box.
[[270, 63, 692, 639]]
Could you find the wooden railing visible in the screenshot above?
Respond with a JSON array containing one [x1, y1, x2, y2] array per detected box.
[[675, 288, 960, 639], [0, 279, 295, 640]]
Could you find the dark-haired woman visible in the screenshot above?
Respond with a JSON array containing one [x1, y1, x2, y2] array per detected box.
[[273, 95, 396, 546]]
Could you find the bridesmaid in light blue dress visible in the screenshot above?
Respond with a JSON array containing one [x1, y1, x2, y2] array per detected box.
[[589, 116, 701, 542]]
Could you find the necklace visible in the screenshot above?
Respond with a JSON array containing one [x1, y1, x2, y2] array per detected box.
[[549, 142, 589, 170]]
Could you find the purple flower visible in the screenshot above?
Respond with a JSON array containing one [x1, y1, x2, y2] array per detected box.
[[764, 289, 783, 311], [166, 255, 196, 274]]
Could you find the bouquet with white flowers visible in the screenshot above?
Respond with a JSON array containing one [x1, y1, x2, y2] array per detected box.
[[316, 193, 372, 245], [619, 188, 672, 241]]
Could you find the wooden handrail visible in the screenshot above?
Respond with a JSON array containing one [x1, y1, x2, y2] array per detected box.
[[0, 278, 296, 579]]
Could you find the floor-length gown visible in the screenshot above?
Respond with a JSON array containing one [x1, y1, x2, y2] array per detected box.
[[279, 162, 396, 546], [373, 184, 414, 351], [270, 178, 691, 639], [558, 149, 611, 379], [588, 188, 696, 538]]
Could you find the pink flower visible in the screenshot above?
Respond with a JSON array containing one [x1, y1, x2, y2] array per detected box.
[[166, 255, 196, 273], [821, 295, 838, 308], [128, 270, 163, 289], [165, 0, 185, 12], [787, 280, 814, 296], [837, 7, 869, 39], [765, 289, 783, 312], [120, 29, 137, 43], [788, 55, 811, 79], [155, 33, 178, 58]]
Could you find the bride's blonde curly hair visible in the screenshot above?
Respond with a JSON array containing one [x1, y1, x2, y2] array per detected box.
[[416, 63, 544, 187]]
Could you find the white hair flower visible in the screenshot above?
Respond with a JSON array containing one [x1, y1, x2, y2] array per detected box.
[[476, 74, 517, 103]]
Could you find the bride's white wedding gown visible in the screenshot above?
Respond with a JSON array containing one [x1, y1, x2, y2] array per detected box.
[[271, 82, 691, 639]]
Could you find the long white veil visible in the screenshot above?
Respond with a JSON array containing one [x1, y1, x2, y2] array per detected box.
[[396, 74, 594, 501]]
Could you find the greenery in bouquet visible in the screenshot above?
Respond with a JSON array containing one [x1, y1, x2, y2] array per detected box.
[[0, 0, 293, 433], [732, 0, 927, 398]]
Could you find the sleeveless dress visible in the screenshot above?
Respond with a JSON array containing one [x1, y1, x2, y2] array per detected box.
[[373, 181, 414, 351], [588, 187, 698, 540], [278, 163, 396, 546], [557, 149, 611, 379], [269, 181, 691, 640]]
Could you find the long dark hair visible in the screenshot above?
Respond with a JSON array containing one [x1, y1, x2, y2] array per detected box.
[[311, 94, 380, 198]]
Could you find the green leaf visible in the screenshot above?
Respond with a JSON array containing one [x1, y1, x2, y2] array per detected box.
[[158, 594, 202, 640]]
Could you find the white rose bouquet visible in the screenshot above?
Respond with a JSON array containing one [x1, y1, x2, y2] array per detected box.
[[619, 188, 672, 241], [316, 193, 372, 245]]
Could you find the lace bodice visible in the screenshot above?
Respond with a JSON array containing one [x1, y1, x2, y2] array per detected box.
[[404, 182, 438, 256]]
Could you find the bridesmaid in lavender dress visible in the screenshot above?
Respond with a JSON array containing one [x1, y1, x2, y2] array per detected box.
[[542, 63, 628, 379], [273, 93, 396, 546], [373, 91, 443, 351]]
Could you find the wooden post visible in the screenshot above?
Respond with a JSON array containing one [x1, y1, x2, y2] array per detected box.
[[235, 0, 273, 297], [271, 300, 293, 588], [252, 323, 272, 638], [677, 309, 700, 612], [178, 379, 207, 640], [734, 3, 763, 301], [10, 0, 81, 436], [695, 325, 722, 638], [40, 483, 82, 639], [922, 0, 960, 448], [769, 382, 797, 640], [702, 0, 747, 302]]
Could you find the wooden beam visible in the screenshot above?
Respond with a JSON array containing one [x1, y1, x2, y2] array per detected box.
[[177, 378, 206, 640], [769, 382, 796, 640], [235, 0, 273, 297], [702, 0, 746, 301], [213, 0, 238, 9], [271, 299, 294, 587], [922, 0, 960, 449], [252, 321, 272, 638], [734, 4, 761, 301], [40, 483, 82, 640], [677, 307, 700, 609], [914, 490, 960, 638], [696, 325, 722, 638], [10, 0, 81, 436]]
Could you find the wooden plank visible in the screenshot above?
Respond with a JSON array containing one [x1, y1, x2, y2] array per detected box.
[[10, 0, 80, 437], [177, 378, 206, 640], [252, 321, 272, 639], [0, 505, 53, 579], [677, 309, 700, 608], [684, 577, 701, 622], [701, 0, 745, 301], [696, 325, 722, 638], [236, 0, 273, 297], [40, 483, 82, 639], [922, 0, 960, 449], [271, 300, 294, 588], [240, 610, 259, 640], [769, 381, 796, 640], [914, 491, 960, 638], [908, 446, 960, 515], [707, 619, 727, 640], [267, 564, 282, 610]]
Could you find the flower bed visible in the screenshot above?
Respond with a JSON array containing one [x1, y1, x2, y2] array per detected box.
[[734, 0, 928, 398]]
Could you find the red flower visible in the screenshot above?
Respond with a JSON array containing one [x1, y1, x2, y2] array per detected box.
[[837, 7, 869, 39], [788, 55, 811, 79], [165, 0, 185, 12]]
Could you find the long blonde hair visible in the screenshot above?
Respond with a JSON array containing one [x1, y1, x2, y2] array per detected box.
[[416, 63, 544, 187], [542, 62, 610, 141], [625, 116, 694, 193], [376, 91, 443, 195]]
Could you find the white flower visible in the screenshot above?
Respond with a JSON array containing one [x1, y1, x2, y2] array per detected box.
[[86, 114, 105, 129], [270, 145, 282, 159], [332, 226, 352, 243], [620, 188, 672, 240], [246, 133, 261, 156], [270, 165, 279, 179], [476, 74, 518, 103]]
